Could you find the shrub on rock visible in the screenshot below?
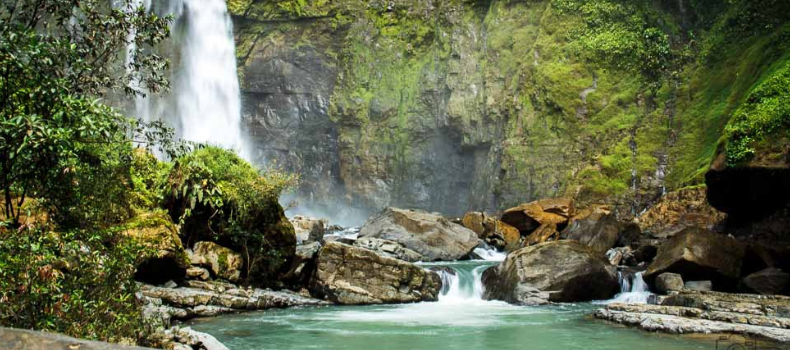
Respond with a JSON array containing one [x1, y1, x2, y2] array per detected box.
[[164, 146, 298, 285], [117, 211, 189, 284]]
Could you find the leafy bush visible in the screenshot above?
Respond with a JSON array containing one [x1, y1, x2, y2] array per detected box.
[[0, 226, 150, 343], [724, 59, 790, 164], [551, 0, 675, 84], [165, 146, 298, 284]]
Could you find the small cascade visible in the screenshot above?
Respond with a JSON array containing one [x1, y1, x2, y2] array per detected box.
[[472, 246, 506, 262], [435, 264, 491, 303], [608, 271, 652, 304]]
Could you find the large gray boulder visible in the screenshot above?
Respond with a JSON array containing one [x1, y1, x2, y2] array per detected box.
[[359, 207, 478, 261], [644, 227, 746, 291], [309, 241, 442, 304], [482, 240, 618, 305], [655, 273, 684, 294], [742, 267, 789, 295], [562, 214, 621, 254]]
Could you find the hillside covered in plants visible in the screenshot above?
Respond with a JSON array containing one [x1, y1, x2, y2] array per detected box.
[[230, 0, 790, 219]]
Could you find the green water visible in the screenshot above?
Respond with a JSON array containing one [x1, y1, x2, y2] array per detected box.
[[190, 261, 713, 350]]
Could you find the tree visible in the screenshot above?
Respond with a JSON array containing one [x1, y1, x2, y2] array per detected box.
[[0, 0, 172, 227]]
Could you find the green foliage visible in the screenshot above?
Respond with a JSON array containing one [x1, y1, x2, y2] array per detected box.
[[724, 58, 790, 164], [0, 0, 174, 227], [130, 149, 173, 212], [0, 0, 183, 344], [0, 226, 150, 343], [551, 0, 676, 84], [165, 146, 298, 283]]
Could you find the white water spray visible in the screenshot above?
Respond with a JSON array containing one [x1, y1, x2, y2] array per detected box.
[[130, 0, 248, 158], [174, 0, 245, 154], [435, 264, 492, 303], [472, 246, 506, 262], [607, 271, 652, 304]]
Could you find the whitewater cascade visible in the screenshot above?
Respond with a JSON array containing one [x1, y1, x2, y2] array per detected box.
[[131, 0, 248, 158], [608, 271, 652, 304], [436, 266, 488, 302]]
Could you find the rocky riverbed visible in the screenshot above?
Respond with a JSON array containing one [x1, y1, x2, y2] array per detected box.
[[117, 187, 789, 349]]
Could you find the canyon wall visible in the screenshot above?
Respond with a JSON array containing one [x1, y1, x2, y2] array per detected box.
[[228, 0, 790, 221]]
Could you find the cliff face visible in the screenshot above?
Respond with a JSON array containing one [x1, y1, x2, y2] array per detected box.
[[229, 0, 790, 220]]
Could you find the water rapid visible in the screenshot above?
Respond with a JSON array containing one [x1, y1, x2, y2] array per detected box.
[[606, 271, 652, 304], [190, 260, 707, 350]]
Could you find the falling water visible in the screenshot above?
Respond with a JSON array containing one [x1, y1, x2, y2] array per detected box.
[[472, 246, 507, 262], [433, 263, 494, 303], [174, 0, 245, 154], [607, 271, 652, 304], [130, 0, 248, 158]]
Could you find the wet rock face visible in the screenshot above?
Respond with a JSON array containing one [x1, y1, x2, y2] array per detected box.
[[482, 240, 618, 304], [359, 207, 479, 261], [237, 30, 345, 214], [309, 242, 442, 304]]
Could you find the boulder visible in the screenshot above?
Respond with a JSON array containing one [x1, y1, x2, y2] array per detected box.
[[742, 267, 790, 295], [122, 212, 189, 285], [562, 214, 620, 254], [655, 273, 684, 294], [484, 219, 521, 250], [283, 242, 322, 288], [462, 212, 521, 250], [500, 198, 574, 234], [354, 237, 423, 262], [523, 223, 559, 247], [461, 212, 486, 237], [309, 241, 442, 304], [482, 241, 618, 305], [644, 227, 745, 291], [191, 242, 244, 283], [160, 326, 229, 350], [358, 208, 478, 261], [290, 216, 327, 243]]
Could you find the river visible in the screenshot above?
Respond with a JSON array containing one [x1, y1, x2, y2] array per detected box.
[[190, 260, 712, 350]]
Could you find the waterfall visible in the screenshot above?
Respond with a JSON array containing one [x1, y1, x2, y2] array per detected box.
[[608, 271, 652, 304], [435, 264, 491, 303], [174, 0, 245, 154], [130, 0, 248, 158]]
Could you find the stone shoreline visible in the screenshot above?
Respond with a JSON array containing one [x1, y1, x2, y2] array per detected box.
[[593, 291, 790, 343]]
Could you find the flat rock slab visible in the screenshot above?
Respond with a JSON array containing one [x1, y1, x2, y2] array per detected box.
[[0, 327, 151, 350], [142, 284, 329, 311], [593, 291, 790, 343], [594, 308, 790, 343]]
